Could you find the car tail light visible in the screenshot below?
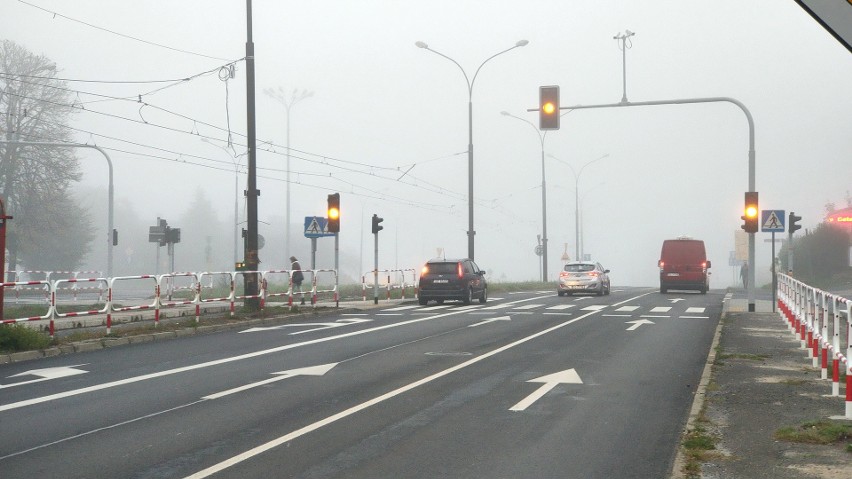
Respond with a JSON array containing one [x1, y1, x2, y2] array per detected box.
[[421, 265, 429, 275], [658, 260, 664, 271], [559, 271, 569, 278], [457, 262, 464, 279], [701, 261, 707, 271], [588, 271, 599, 277]]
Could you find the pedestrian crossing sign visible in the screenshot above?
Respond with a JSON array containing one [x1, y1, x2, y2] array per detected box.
[[304, 216, 335, 238], [761, 210, 785, 232]]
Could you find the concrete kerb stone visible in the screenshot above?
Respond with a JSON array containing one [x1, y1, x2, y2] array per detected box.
[[1, 299, 411, 363]]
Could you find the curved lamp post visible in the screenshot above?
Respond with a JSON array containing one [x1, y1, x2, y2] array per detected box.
[[264, 87, 313, 261], [549, 153, 609, 261], [499, 111, 550, 281], [416, 40, 528, 260]]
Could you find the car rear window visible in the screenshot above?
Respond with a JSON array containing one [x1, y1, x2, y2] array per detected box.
[[426, 262, 458, 274], [564, 264, 595, 272]]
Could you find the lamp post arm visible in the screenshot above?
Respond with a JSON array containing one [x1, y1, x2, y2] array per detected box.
[[422, 48, 472, 94], [470, 44, 521, 95]]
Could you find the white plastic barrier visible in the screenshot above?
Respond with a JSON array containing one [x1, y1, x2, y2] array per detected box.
[[53, 277, 110, 336], [313, 269, 339, 307], [197, 272, 235, 317], [158, 273, 200, 324], [262, 270, 294, 307], [233, 271, 266, 312], [361, 269, 417, 302], [288, 269, 313, 307], [107, 275, 158, 335], [1, 280, 52, 325], [777, 273, 851, 419]]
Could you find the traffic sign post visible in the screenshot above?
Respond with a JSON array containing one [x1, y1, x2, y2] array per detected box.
[[761, 209, 785, 313]]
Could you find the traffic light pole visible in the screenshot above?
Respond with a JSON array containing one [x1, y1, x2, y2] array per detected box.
[[532, 95, 756, 310], [373, 231, 379, 305]]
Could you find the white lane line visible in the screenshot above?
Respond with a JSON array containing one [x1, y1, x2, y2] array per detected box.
[[381, 305, 420, 312], [0, 309, 475, 413], [650, 306, 672, 313], [640, 315, 670, 319], [615, 306, 639, 312], [680, 316, 710, 319], [546, 305, 575, 310], [513, 304, 543, 310], [601, 314, 633, 318], [581, 305, 607, 311], [480, 296, 550, 310], [182, 309, 604, 479], [685, 307, 705, 314]]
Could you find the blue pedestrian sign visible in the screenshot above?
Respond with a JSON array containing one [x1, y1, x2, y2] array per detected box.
[[761, 210, 785, 233], [304, 216, 336, 238]]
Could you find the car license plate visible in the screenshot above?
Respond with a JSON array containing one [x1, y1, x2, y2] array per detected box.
[[667, 273, 680, 277], [433, 279, 449, 283]]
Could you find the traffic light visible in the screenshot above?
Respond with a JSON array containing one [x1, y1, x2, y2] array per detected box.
[[789, 211, 802, 234], [327, 193, 340, 233], [371, 214, 384, 234], [539, 85, 560, 130], [741, 192, 759, 233]]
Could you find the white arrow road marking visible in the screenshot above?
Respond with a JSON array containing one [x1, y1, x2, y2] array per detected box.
[[1, 365, 89, 389], [203, 363, 337, 400], [626, 319, 655, 331], [668, 298, 685, 303], [468, 316, 511, 328], [240, 318, 371, 334], [510, 369, 583, 412]]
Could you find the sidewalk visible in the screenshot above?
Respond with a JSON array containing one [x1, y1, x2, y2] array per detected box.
[[673, 296, 851, 478]]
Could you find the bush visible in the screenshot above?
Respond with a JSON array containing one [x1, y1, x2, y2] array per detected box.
[[0, 324, 52, 352]]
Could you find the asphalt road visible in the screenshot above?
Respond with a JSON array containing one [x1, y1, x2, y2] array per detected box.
[[0, 287, 722, 478]]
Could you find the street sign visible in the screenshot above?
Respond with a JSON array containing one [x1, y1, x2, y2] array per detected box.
[[534, 245, 543, 256], [148, 225, 165, 243], [761, 209, 785, 233], [304, 216, 335, 238]]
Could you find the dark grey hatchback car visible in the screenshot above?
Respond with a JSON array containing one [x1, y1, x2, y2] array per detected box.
[[418, 258, 487, 305]]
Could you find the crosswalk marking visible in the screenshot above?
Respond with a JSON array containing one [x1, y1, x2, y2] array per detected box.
[[546, 304, 576, 310], [513, 304, 543, 310], [650, 306, 671, 313], [418, 305, 452, 311], [480, 303, 511, 310], [581, 305, 608, 311], [382, 305, 420, 312], [685, 307, 705, 314], [615, 306, 639, 312]]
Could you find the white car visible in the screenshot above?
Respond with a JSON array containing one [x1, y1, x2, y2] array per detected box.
[[558, 261, 611, 296]]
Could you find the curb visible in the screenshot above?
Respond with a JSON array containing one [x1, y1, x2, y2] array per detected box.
[[2, 300, 407, 363], [669, 301, 727, 478]]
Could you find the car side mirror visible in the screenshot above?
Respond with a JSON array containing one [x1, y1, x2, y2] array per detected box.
[[604, 269, 610, 273], [478, 271, 486, 276], [705, 260, 712, 268]]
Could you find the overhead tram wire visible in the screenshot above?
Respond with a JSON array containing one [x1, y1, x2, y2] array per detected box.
[[18, 0, 233, 62]]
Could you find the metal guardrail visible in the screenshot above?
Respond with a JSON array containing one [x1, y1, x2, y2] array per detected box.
[[777, 273, 851, 419], [0, 268, 352, 337]]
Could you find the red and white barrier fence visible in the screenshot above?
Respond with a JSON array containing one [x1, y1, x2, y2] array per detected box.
[[361, 268, 418, 302], [777, 273, 851, 420], [0, 266, 377, 339]]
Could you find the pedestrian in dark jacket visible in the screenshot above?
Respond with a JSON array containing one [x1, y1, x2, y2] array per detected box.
[[290, 256, 306, 305]]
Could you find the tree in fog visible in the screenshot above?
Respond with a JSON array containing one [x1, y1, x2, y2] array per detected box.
[[0, 39, 93, 273]]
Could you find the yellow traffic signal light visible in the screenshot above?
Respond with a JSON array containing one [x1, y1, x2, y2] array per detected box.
[[327, 193, 340, 233], [539, 85, 560, 130], [741, 191, 759, 233]]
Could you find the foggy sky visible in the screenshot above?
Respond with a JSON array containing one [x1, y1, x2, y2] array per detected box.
[[2, 0, 850, 287]]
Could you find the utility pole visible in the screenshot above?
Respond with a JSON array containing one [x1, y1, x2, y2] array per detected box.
[[244, 0, 260, 309]]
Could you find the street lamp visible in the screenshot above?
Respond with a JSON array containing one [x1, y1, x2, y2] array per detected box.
[[201, 138, 245, 266], [549, 153, 609, 261], [416, 39, 528, 260], [264, 86, 313, 262], [500, 110, 549, 281]]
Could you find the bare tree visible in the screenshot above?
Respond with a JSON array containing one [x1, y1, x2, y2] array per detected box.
[[0, 40, 93, 274]]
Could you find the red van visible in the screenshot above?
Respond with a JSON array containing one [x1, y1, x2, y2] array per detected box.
[[658, 237, 711, 293]]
